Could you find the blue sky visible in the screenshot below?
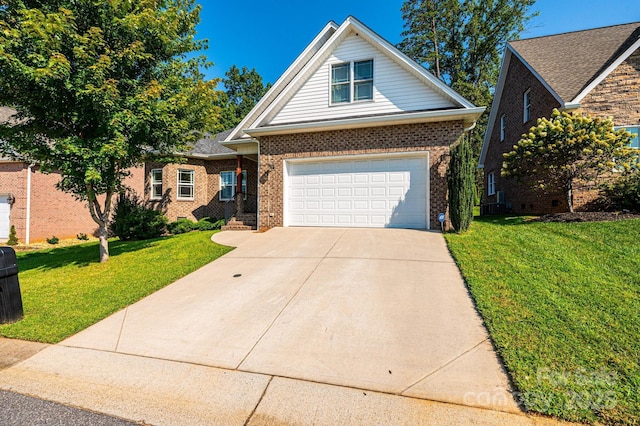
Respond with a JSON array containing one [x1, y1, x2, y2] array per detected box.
[[197, 0, 640, 85]]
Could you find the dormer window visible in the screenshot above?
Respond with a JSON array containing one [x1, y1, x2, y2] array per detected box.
[[331, 60, 373, 104]]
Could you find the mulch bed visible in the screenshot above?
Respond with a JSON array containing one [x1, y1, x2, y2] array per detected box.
[[529, 211, 640, 223]]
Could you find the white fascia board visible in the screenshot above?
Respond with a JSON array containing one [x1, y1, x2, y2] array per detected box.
[[479, 50, 511, 168], [346, 16, 476, 109], [244, 107, 486, 137], [184, 153, 238, 160], [571, 37, 640, 104], [225, 21, 339, 142]]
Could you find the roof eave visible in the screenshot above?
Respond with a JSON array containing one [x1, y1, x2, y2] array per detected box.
[[244, 107, 486, 137]]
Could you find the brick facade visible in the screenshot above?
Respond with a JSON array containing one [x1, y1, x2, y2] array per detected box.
[[256, 121, 464, 230], [483, 48, 640, 214], [145, 157, 258, 222], [0, 162, 144, 242]]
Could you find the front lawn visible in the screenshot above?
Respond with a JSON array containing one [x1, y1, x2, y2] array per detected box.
[[445, 216, 640, 425], [0, 231, 232, 343]]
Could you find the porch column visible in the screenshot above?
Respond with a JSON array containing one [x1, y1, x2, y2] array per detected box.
[[236, 155, 243, 214]]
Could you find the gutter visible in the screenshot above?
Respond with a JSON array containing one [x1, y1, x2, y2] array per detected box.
[[26, 164, 32, 244], [243, 107, 486, 137]]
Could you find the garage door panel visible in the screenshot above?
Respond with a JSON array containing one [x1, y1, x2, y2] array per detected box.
[[287, 155, 428, 229]]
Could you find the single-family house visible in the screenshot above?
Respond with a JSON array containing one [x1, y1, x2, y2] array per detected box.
[[0, 107, 145, 243], [479, 22, 640, 214], [149, 16, 485, 231]]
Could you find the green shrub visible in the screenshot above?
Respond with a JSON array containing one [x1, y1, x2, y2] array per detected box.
[[46, 236, 59, 245], [447, 137, 475, 232], [167, 218, 196, 234], [600, 172, 640, 212], [77, 233, 89, 241], [110, 192, 167, 241], [7, 225, 18, 246], [196, 217, 225, 231]]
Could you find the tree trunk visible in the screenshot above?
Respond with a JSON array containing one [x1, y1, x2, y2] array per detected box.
[[566, 183, 574, 213], [98, 222, 109, 263]]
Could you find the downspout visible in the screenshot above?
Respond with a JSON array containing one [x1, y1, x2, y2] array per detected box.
[[25, 164, 32, 244], [256, 141, 261, 231]]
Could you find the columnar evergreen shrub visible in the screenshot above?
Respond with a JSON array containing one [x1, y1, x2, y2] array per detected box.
[[7, 225, 18, 246], [447, 137, 475, 232]]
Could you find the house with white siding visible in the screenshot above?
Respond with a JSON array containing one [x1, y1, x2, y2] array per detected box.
[[147, 16, 484, 231]]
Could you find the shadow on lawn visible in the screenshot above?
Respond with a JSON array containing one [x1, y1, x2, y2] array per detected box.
[[16, 237, 173, 272], [473, 214, 531, 226]]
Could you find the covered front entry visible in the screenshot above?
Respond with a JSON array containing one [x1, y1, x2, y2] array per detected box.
[[284, 153, 429, 229], [0, 195, 10, 240]]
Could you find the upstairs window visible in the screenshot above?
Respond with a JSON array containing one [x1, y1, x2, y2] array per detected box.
[[220, 171, 247, 201], [500, 114, 506, 142], [487, 172, 496, 196], [177, 169, 195, 200], [331, 60, 373, 104], [523, 89, 531, 122], [150, 169, 163, 200]]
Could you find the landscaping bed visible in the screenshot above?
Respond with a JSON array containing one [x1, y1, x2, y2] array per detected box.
[[530, 211, 640, 223], [445, 216, 640, 425]]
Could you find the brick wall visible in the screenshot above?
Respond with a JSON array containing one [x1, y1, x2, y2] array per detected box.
[[0, 163, 144, 243], [483, 54, 567, 214], [145, 158, 258, 222], [484, 49, 640, 215], [580, 49, 640, 125], [256, 121, 464, 230]]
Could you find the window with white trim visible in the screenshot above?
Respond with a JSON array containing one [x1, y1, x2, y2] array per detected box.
[[487, 172, 496, 196], [219, 171, 247, 201], [618, 126, 640, 149], [500, 114, 506, 142], [523, 89, 531, 122], [331, 59, 373, 104], [150, 169, 163, 200], [177, 169, 195, 200]]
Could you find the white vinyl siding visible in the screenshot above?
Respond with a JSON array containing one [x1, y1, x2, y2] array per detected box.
[[487, 172, 496, 196], [150, 169, 163, 200], [177, 169, 195, 200], [270, 34, 456, 125]]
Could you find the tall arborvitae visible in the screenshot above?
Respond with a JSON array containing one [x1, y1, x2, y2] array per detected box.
[[447, 137, 475, 232]]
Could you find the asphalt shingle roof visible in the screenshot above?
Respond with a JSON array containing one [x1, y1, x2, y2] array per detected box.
[[187, 129, 236, 156], [509, 22, 640, 101]]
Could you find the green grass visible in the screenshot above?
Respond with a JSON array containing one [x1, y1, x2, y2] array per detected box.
[[444, 216, 640, 425], [0, 231, 232, 343]]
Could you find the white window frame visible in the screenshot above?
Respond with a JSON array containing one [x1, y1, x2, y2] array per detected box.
[[330, 59, 374, 105], [500, 114, 506, 142], [177, 169, 195, 200], [523, 89, 531, 122], [487, 172, 496, 196], [150, 168, 163, 200], [219, 170, 247, 201]]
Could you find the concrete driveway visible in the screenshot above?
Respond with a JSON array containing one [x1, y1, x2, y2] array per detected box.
[[0, 228, 523, 424]]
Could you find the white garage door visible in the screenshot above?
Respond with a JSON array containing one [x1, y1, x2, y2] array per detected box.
[[286, 154, 428, 228], [0, 195, 10, 240]]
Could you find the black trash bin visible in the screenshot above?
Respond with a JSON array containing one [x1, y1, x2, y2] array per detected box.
[[0, 247, 23, 324]]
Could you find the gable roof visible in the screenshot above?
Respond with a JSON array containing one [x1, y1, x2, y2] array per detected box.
[[509, 22, 640, 103], [479, 21, 640, 168], [225, 16, 483, 142]]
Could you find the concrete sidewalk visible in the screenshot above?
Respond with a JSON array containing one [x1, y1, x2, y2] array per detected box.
[[0, 229, 582, 425]]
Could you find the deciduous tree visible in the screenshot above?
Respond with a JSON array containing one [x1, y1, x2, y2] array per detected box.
[[0, 0, 220, 262], [502, 109, 636, 212], [216, 65, 271, 130]]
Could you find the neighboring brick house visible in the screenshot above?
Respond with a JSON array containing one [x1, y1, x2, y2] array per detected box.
[[0, 108, 145, 243], [159, 17, 484, 231], [479, 22, 640, 214]]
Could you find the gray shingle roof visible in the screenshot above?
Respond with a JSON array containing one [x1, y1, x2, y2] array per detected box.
[[187, 129, 236, 157], [510, 22, 640, 101]]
